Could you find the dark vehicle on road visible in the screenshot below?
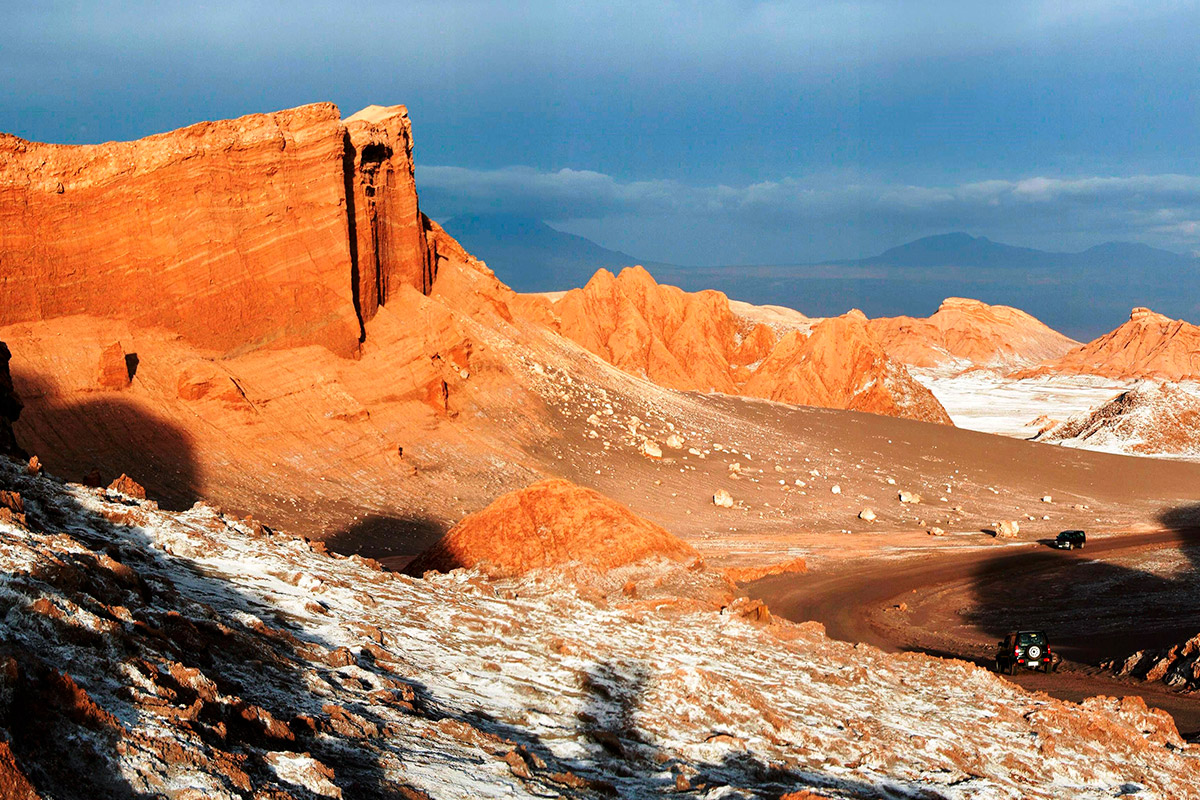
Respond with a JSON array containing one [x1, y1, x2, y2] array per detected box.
[[1053, 530, 1086, 550], [995, 630, 1057, 674]]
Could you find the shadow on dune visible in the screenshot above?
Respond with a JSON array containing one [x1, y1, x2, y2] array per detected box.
[[323, 514, 448, 570], [10, 370, 200, 511], [964, 506, 1200, 667]]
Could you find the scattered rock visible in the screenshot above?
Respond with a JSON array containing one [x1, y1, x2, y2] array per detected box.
[[831, 485, 841, 495], [898, 490, 921, 504], [713, 489, 735, 509], [858, 508, 876, 522], [927, 527, 946, 536]]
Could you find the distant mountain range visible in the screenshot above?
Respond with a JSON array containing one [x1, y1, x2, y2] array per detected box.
[[441, 214, 663, 292], [439, 216, 1200, 339], [842, 232, 1198, 275]]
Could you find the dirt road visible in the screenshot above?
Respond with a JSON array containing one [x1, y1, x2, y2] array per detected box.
[[748, 528, 1200, 736]]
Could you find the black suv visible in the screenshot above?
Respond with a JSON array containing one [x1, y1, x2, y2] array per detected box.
[[1053, 530, 1086, 550], [995, 630, 1056, 674]]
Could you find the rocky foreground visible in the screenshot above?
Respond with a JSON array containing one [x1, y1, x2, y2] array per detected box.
[[1, 460, 1197, 799]]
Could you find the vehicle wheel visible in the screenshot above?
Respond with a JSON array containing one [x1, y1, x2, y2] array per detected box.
[[1079, 543, 1084, 549]]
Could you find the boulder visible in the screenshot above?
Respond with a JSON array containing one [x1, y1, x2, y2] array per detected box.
[[991, 520, 1020, 538], [96, 342, 132, 389], [404, 479, 698, 576]]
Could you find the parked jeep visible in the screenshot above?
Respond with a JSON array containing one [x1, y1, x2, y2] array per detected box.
[[1053, 530, 1086, 550], [995, 630, 1057, 674]]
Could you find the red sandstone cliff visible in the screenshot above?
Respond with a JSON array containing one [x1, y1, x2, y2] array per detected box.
[[1019, 307, 1200, 380], [868, 297, 1078, 370], [0, 103, 433, 357], [534, 267, 951, 424]]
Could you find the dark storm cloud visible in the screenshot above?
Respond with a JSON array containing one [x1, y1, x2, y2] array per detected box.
[[3, 2, 1199, 262], [418, 165, 1200, 263]]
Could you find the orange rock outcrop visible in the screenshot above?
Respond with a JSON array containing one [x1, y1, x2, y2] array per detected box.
[[405, 479, 699, 575], [0, 103, 433, 358], [868, 297, 1078, 369], [743, 310, 953, 424], [539, 267, 951, 423], [1020, 307, 1200, 380]]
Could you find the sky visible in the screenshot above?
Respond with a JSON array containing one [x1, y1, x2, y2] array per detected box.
[[3, 1, 1200, 265]]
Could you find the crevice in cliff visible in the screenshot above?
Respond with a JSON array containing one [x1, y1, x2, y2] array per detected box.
[[358, 142, 392, 308], [341, 132, 367, 344]]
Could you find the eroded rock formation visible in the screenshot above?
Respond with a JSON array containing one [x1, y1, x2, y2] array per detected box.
[[535, 267, 951, 424], [744, 310, 952, 424], [1035, 382, 1200, 456], [869, 297, 1079, 370], [0, 103, 433, 358], [1020, 307, 1200, 380], [405, 478, 699, 575]]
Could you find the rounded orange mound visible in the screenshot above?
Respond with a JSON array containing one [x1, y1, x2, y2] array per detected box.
[[405, 478, 698, 576]]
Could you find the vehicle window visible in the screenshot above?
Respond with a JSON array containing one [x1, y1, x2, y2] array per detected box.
[[1018, 632, 1045, 646]]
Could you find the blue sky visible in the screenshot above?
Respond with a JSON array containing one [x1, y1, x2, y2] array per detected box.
[[4, 1, 1199, 264]]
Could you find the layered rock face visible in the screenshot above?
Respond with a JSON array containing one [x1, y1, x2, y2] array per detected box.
[[0, 103, 432, 357], [1022, 307, 1200, 380], [869, 297, 1079, 370], [538, 267, 950, 424], [0, 342, 22, 458], [405, 478, 699, 575]]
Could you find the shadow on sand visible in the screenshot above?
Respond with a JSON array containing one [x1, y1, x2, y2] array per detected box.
[[965, 508, 1200, 667]]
